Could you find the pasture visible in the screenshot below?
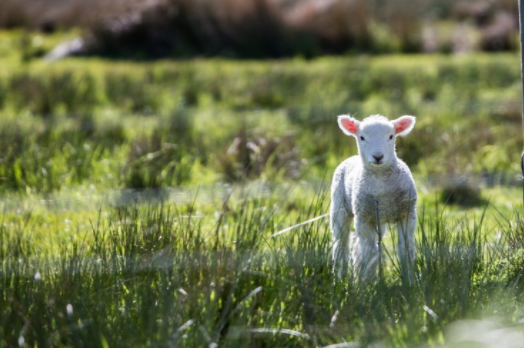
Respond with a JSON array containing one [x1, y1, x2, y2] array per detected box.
[[1, 29, 524, 347]]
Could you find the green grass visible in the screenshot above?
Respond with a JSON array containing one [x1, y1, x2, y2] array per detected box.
[[1, 30, 524, 347], [2, 190, 524, 347], [0, 53, 522, 193]]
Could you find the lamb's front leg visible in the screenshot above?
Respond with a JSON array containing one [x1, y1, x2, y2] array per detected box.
[[330, 200, 352, 278], [353, 218, 380, 279], [397, 208, 417, 281]]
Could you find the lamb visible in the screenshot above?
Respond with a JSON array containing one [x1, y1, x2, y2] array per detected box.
[[330, 114, 417, 280]]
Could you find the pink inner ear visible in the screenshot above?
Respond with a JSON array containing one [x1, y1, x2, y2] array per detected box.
[[341, 119, 358, 134], [395, 120, 411, 133]]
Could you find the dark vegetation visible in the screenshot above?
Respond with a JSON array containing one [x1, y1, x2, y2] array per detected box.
[[1, 0, 521, 58]]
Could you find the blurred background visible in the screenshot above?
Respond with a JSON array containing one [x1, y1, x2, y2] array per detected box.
[[2, 0, 521, 59], [0, 0, 522, 204]]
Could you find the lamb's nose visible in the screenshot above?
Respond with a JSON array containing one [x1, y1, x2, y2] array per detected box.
[[373, 154, 384, 162]]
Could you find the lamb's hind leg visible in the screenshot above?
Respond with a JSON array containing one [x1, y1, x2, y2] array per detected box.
[[330, 197, 352, 278], [397, 208, 417, 281]]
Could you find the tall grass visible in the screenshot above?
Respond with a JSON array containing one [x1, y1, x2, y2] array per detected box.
[[1, 191, 523, 347]]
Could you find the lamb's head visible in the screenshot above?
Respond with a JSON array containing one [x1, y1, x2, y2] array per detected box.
[[337, 114, 416, 168]]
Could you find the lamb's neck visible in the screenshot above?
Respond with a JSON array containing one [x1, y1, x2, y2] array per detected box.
[[362, 156, 399, 176]]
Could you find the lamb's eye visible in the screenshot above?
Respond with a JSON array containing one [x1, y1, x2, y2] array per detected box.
[[389, 135, 393, 140], [360, 136, 365, 141]]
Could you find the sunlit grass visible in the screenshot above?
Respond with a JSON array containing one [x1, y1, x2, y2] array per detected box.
[[1, 187, 524, 347]]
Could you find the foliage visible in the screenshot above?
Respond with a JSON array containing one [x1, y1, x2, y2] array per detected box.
[[0, 0, 520, 58]]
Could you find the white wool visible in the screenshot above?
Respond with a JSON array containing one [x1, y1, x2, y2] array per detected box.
[[331, 114, 417, 279]]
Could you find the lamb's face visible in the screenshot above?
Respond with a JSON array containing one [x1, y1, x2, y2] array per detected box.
[[357, 120, 396, 167], [337, 114, 416, 169]]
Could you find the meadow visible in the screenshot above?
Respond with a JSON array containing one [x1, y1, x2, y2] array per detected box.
[[1, 30, 524, 347]]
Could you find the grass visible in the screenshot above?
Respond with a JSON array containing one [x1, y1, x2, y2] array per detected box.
[[1, 29, 524, 347], [0, 51, 522, 193], [2, 190, 524, 347]]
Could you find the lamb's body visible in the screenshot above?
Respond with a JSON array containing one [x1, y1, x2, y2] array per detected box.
[[330, 115, 417, 279], [333, 156, 416, 225]]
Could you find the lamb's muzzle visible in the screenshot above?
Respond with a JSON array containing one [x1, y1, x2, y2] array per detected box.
[[372, 153, 384, 164]]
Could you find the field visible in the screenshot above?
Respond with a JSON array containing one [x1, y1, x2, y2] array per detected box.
[[1, 30, 524, 347]]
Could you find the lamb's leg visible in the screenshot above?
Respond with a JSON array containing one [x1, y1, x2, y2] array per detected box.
[[397, 208, 417, 281], [330, 188, 352, 278], [353, 219, 380, 279]]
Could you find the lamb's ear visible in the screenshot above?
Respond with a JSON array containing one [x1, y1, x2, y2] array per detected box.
[[392, 115, 416, 137], [338, 115, 360, 136]]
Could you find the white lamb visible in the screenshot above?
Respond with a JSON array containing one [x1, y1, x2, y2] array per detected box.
[[330, 114, 417, 279]]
